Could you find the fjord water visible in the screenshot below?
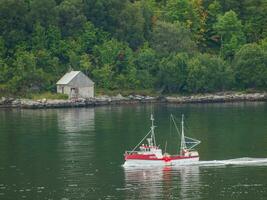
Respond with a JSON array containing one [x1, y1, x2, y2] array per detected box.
[[0, 103, 267, 200]]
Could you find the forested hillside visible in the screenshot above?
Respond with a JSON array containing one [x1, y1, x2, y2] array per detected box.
[[0, 0, 267, 95]]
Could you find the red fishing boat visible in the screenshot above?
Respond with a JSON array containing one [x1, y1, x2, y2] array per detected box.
[[124, 114, 200, 166]]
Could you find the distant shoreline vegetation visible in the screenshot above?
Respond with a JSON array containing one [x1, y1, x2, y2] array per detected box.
[[0, 0, 267, 96]]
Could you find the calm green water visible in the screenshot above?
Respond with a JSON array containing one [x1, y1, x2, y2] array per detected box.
[[1, 103, 267, 200]]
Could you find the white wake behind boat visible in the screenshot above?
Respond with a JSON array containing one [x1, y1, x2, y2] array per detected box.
[[124, 114, 201, 166]]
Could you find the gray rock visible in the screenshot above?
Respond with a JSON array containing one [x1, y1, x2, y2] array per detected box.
[[0, 97, 6, 104], [12, 99, 21, 105]]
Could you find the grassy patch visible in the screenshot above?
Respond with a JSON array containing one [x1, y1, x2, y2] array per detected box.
[[27, 92, 68, 100]]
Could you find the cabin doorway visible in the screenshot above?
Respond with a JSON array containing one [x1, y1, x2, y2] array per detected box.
[[70, 88, 79, 99]]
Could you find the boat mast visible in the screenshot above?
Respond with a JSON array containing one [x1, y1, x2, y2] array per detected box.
[[150, 114, 156, 146], [180, 114, 187, 154]]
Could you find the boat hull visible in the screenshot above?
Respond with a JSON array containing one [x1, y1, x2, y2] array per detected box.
[[124, 156, 199, 167]]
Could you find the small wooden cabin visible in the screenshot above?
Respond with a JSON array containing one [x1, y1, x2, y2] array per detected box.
[[56, 71, 94, 98]]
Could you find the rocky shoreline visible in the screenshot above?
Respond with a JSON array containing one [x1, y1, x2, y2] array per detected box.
[[0, 92, 267, 109]]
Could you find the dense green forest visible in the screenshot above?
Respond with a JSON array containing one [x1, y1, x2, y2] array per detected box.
[[0, 0, 267, 95]]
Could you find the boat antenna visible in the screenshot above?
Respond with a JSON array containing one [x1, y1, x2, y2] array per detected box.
[[165, 114, 173, 153], [164, 141, 168, 154], [150, 114, 156, 146], [180, 114, 187, 154], [171, 114, 201, 153], [171, 114, 180, 136], [170, 114, 181, 154]]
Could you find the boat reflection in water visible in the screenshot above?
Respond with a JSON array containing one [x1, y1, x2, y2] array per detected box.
[[123, 165, 200, 199]]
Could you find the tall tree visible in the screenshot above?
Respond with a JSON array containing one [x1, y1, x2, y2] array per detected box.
[[79, 21, 99, 53], [187, 53, 233, 92], [46, 26, 62, 55], [31, 23, 47, 50], [57, 0, 87, 36], [10, 50, 46, 92], [116, 2, 145, 50], [0, 0, 28, 49], [218, 0, 242, 15], [157, 53, 189, 92], [151, 20, 196, 56], [92, 39, 138, 89], [83, 0, 127, 33], [28, 0, 58, 28], [234, 43, 267, 89], [134, 43, 158, 88], [205, 0, 222, 50], [0, 37, 5, 58], [241, 0, 267, 42], [165, 0, 207, 45], [214, 10, 245, 59]]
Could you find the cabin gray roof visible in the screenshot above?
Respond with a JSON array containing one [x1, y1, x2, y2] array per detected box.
[[56, 71, 94, 86]]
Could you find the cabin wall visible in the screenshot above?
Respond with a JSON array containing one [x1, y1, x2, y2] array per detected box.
[[57, 85, 94, 98], [79, 86, 94, 98], [57, 85, 70, 94], [64, 86, 71, 97]]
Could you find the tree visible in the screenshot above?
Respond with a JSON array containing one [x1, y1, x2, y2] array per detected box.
[[31, 23, 47, 50], [187, 53, 233, 92], [56, 0, 87, 36], [116, 2, 145, 50], [134, 44, 158, 88], [151, 21, 196, 56], [157, 53, 189, 93], [205, 0, 222, 50], [0, 59, 9, 83], [234, 43, 267, 89], [83, 0, 128, 33], [260, 38, 267, 51], [10, 50, 46, 92], [92, 64, 114, 89], [79, 53, 93, 76], [134, 43, 158, 72], [241, 0, 267, 42], [191, 0, 208, 46], [34, 49, 60, 90], [211, 0, 267, 43], [79, 21, 98, 53], [92, 39, 138, 89], [165, 0, 198, 26], [0, 0, 28, 49], [213, 10, 245, 59], [139, 0, 155, 41], [0, 37, 5, 58], [0, 0, 267, 95], [46, 25, 62, 55], [217, 0, 242, 15], [28, 0, 58, 28], [165, 0, 207, 45]]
